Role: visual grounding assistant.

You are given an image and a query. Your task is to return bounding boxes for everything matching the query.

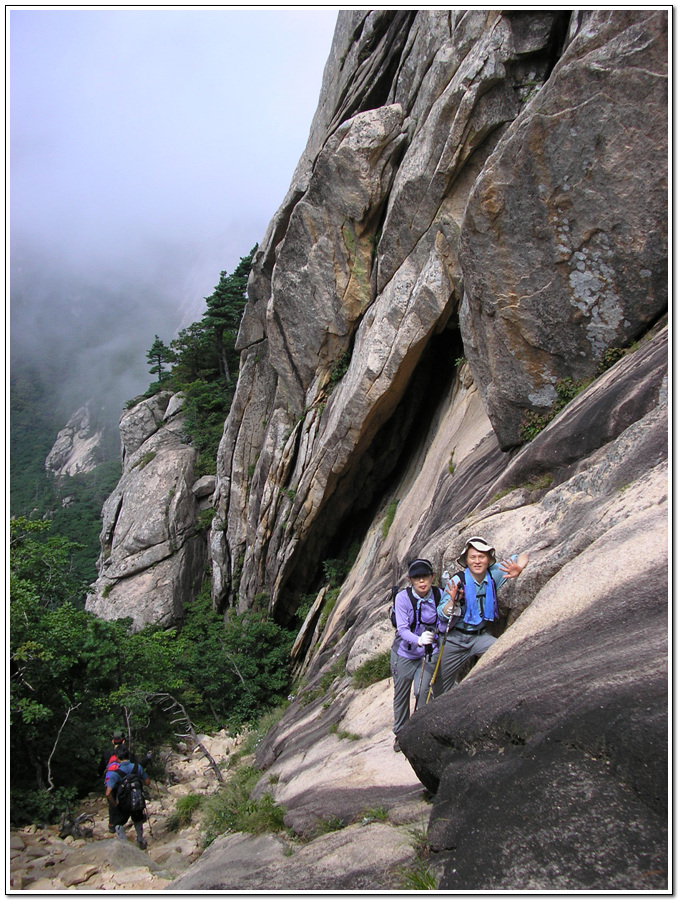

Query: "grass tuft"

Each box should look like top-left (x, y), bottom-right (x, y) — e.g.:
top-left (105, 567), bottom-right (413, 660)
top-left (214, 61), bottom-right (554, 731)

top-left (352, 651), bottom-right (391, 688)
top-left (166, 793), bottom-right (203, 831)
top-left (201, 764), bottom-right (286, 846)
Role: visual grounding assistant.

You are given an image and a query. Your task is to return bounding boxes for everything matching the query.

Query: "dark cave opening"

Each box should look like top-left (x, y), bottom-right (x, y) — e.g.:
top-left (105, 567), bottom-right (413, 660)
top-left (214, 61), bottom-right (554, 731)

top-left (276, 318), bottom-right (464, 629)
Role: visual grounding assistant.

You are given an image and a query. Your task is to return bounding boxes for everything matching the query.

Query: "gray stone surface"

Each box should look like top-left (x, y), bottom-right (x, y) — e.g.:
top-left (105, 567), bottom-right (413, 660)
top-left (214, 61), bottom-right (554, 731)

top-left (459, 11), bottom-right (668, 447)
top-left (44, 404), bottom-right (104, 479)
top-left (86, 393), bottom-right (207, 629)
top-left (82, 10), bottom-right (668, 891)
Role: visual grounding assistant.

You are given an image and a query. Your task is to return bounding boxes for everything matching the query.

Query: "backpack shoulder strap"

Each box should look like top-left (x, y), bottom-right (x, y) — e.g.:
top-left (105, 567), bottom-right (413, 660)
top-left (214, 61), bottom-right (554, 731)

top-left (405, 587), bottom-right (420, 629)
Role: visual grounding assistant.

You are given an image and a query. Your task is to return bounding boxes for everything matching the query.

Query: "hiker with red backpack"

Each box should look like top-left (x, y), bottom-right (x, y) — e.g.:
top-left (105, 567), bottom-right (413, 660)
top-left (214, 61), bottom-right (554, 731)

top-left (390, 558), bottom-right (446, 753)
top-left (97, 730), bottom-right (127, 778)
top-left (105, 748), bottom-right (152, 849)
top-left (435, 536), bottom-right (529, 694)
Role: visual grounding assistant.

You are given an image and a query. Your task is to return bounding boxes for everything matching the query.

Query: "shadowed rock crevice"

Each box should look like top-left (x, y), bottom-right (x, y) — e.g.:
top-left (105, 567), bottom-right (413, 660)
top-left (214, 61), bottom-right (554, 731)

top-left (274, 322), bottom-right (464, 624)
top-left (328, 11), bottom-right (416, 134)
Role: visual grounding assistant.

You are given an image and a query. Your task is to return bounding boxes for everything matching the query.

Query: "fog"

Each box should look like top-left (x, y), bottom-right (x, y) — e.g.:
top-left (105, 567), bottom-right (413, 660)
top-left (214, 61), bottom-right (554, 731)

top-left (9, 8), bottom-right (338, 423)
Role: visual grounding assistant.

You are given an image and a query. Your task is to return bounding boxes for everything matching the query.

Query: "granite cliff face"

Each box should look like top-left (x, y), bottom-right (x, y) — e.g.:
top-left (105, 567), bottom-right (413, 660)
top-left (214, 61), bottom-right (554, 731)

top-left (203, 9), bottom-right (667, 891)
top-left (211, 9), bottom-right (667, 620)
top-left (86, 392), bottom-right (211, 630)
top-left (45, 404), bottom-right (105, 480)
top-left (90, 9), bottom-right (668, 890)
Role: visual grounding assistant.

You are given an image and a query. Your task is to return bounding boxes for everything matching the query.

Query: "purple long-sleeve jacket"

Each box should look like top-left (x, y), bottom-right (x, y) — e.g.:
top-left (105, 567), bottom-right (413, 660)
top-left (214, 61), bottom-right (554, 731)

top-left (393, 586), bottom-right (445, 660)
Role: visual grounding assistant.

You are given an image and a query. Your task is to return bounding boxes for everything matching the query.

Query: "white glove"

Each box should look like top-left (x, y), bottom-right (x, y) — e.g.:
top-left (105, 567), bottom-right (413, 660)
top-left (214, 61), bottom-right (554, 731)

top-left (417, 631), bottom-right (435, 646)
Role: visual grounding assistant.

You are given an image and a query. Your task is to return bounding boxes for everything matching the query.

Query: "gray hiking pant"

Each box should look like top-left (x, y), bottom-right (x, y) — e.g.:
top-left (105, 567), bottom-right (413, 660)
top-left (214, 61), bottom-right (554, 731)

top-left (391, 647), bottom-right (439, 735)
top-left (438, 628), bottom-right (496, 693)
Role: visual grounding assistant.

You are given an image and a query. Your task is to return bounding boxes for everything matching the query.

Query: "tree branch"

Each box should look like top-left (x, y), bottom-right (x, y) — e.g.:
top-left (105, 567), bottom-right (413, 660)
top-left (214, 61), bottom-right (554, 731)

top-left (47, 703), bottom-right (81, 791)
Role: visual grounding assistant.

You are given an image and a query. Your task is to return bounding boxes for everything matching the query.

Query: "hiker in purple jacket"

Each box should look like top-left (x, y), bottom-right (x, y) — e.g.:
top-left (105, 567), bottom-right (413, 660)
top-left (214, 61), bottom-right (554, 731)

top-left (390, 558), bottom-right (445, 753)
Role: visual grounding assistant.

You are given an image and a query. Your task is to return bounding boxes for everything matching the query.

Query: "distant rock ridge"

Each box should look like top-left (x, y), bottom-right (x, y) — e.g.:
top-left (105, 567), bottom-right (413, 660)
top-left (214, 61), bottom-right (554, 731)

top-left (45, 403), bottom-right (104, 479)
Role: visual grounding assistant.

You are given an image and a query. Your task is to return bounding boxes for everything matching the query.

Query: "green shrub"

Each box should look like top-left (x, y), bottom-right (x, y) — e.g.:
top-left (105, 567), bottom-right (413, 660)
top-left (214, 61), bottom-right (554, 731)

top-left (360, 806), bottom-right (389, 824)
top-left (313, 815), bottom-right (347, 837)
top-left (202, 764), bottom-right (286, 845)
top-left (396, 858), bottom-right (439, 890)
top-left (322, 558), bottom-right (348, 588)
top-left (10, 785), bottom-right (77, 827)
top-left (393, 820), bottom-right (439, 889)
top-left (448, 451), bottom-right (455, 476)
top-left (352, 651), bottom-right (391, 688)
top-left (167, 793), bottom-right (203, 831)
top-left (319, 655), bottom-right (346, 691)
top-left (329, 723), bottom-right (360, 741)
top-left (523, 473), bottom-right (553, 492)
top-left (519, 377), bottom-right (591, 442)
top-left (297, 656), bottom-right (345, 707)
top-left (596, 346), bottom-right (626, 374)
top-left (328, 350), bottom-right (352, 390)
top-left (195, 508), bottom-right (216, 533)
top-left (132, 451), bottom-right (157, 470)
top-left (381, 501), bottom-right (398, 539)
top-left (318, 587), bottom-right (340, 632)
top-left (228, 704), bottom-right (289, 767)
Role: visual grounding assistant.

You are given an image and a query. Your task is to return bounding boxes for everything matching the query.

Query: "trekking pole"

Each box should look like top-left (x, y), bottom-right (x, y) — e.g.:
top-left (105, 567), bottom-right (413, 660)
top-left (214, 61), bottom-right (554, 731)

top-left (425, 573), bottom-right (462, 704)
top-left (414, 644), bottom-right (432, 711)
top-left (425, 617), bottom-right (452, 704)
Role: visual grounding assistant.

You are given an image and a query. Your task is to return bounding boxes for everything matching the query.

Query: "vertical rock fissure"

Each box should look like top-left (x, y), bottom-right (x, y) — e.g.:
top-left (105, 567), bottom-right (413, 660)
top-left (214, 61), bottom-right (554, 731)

top-left (272, 322), bottom-right (464, 626)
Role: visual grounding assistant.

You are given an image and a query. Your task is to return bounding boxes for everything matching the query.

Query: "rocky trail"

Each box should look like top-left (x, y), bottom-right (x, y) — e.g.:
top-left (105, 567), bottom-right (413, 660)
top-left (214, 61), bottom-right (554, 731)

top-left (10, 722), bottom-right (435, 892)
top-left (9, 732), bottom-right (237, 892)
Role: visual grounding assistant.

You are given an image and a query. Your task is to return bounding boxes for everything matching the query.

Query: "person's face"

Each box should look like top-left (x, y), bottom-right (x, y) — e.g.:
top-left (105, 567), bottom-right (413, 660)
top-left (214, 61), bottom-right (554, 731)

top-left (410, 574), bottom-right (433, 595)
top-left (466, 548), bottom-right (491, 578)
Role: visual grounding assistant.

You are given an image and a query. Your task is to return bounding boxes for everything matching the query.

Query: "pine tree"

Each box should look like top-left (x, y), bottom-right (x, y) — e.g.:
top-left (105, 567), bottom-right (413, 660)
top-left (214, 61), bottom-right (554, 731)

top-left (146, 334), bottom-right (175, 384)
top-left (202, 246), bottom-right (257, 383)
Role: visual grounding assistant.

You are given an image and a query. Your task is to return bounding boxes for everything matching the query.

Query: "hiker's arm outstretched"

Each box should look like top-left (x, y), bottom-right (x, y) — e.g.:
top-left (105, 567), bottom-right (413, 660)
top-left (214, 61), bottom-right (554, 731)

top-left (499, 552), bottom-right (529, 579)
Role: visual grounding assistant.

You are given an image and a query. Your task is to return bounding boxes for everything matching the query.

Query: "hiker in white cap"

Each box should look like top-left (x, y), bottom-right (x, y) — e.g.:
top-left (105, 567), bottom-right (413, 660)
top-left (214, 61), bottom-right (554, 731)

top-left (436, 537), bottom-right (528, 693)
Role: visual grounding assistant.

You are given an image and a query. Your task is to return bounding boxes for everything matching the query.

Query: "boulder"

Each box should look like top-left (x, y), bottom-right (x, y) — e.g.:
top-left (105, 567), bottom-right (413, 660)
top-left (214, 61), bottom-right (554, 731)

top-left (166, 824), bottom-right (417, 892)
top-left (459, 11), bottom-right (668, 447)
top-left (399, 497), bottom-right (667, 889)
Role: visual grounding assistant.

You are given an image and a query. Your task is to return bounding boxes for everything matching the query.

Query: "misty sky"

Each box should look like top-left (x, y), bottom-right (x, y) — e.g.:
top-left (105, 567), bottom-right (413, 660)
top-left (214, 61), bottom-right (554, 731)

top-left (9, 7), bottom-right (338, 417)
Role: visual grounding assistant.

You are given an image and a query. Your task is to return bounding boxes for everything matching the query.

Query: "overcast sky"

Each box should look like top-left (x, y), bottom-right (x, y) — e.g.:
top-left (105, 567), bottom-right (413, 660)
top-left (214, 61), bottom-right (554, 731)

top-left (9, 7), bottom-right (338, 415)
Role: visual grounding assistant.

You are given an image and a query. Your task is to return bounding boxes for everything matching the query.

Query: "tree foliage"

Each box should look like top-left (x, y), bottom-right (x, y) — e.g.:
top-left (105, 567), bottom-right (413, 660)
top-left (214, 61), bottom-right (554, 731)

top-left (9, 247), bottom-right (287, 825)
top-left (146, 334), bottom-right (176, 384)
top-left (140, 247), bottom-right (257, 474)
top-left (9, 518), bottom-right (295, 824)
top-left (202, 247), bottom-right (257, 383)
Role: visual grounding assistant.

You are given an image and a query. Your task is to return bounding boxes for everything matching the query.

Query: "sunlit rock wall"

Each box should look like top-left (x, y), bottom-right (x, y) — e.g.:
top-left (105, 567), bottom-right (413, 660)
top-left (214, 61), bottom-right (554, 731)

top-left (210, 10), bottom-right (667, 625)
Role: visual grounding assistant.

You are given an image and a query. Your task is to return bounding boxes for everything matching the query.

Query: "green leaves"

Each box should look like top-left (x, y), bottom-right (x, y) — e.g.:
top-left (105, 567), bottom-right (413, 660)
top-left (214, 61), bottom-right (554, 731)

top-left (9, 515), bottom-right (296, 821)
top-left (202, 246), bottom-right (257, 383)
top-left (146, 334), bottom-right (176, 383)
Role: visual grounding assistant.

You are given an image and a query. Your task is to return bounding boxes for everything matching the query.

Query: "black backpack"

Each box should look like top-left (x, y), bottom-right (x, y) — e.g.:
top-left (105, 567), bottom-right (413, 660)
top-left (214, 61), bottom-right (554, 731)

top-left (114, 763), bottom-right (145, 814)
